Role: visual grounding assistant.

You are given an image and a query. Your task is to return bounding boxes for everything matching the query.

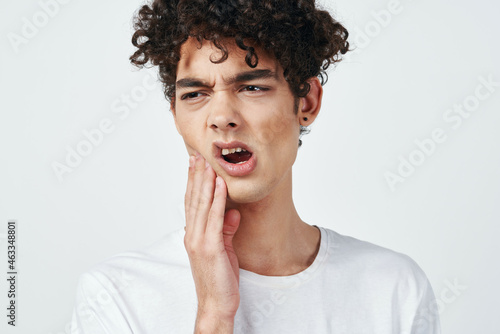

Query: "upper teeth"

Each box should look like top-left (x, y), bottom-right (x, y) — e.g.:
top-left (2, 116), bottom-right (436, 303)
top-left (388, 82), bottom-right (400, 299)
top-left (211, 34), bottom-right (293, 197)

top-left (222, 147), bottom-right (246, 155)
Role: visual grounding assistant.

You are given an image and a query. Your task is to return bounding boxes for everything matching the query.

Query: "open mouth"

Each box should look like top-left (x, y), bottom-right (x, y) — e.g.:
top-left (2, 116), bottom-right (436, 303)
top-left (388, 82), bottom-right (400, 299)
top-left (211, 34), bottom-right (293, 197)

top-left (221, 147), bottom-right (253, 164)
top-left (214, 141), bottom-right (257, 177)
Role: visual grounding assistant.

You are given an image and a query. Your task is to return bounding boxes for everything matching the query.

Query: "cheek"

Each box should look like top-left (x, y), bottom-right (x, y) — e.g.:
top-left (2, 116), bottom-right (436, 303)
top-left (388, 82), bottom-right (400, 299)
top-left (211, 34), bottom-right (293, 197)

top-left (257, 113), bottom-right (299, 147)
top-left (176, 111), bottom-right (203, 136)
top-left (175, 116), bottom-right (202, 149)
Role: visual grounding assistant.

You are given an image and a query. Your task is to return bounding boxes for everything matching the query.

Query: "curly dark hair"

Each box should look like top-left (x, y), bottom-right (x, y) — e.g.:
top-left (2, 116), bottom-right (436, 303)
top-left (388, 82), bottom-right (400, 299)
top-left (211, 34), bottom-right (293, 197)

top-left (130, 0), bottom-right (349, 147)
top-left (130, 0), bottom-right (349, 102)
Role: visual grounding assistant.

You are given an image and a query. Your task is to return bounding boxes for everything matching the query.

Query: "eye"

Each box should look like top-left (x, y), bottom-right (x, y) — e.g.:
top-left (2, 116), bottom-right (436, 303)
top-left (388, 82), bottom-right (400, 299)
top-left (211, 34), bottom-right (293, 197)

top-left (242, 85), bottom-right (267, 92)
top-left (181, 92), bottom-right (204, 100)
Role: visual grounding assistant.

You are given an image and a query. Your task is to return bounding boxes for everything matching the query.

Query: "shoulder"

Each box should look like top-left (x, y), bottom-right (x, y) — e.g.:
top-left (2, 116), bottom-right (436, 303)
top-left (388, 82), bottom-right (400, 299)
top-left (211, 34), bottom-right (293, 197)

top-left (71, 228), bottom-right (197, 332)
top-left (320, 226), bottom-right (430, 288)
top-left (317, 226), bottom-right (441, 333)
top-left (75, 227), bottom-right (189, 294)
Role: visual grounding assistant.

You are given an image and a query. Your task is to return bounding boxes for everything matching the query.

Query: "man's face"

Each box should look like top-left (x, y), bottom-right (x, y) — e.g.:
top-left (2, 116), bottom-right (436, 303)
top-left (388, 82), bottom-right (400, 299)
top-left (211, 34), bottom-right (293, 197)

top-left (173, 38), bottom-right (303, 203)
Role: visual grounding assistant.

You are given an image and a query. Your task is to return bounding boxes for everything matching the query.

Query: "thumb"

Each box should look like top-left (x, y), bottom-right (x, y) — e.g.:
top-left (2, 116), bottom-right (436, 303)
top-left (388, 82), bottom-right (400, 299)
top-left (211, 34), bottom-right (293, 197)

top-left (222, 209), bottom-right (240, 240)
top-left (223, 209), bottom-right (241, 278)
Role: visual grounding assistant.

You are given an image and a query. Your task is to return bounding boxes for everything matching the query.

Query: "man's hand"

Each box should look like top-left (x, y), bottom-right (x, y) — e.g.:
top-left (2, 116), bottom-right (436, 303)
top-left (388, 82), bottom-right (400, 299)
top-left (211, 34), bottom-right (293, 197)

top-left (184, 153), bottom-right (241, 333)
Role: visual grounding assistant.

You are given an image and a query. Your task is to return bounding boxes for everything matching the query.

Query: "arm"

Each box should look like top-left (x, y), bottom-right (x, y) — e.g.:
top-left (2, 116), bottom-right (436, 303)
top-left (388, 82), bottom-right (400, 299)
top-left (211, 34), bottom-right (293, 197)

top-left (411, 277), bottom-right (442, 334)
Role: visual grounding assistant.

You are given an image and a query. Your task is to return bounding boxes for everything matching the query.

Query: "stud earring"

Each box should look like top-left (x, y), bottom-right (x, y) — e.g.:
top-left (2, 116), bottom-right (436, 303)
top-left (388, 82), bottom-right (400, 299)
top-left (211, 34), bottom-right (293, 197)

top-left (303, 117), bottom-right (308, 121)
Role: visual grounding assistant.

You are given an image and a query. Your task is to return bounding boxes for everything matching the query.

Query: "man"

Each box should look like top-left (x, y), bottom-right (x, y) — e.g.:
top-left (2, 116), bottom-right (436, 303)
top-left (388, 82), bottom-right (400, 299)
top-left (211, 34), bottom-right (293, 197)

top-left (71, 0), bottom-right (441, 333)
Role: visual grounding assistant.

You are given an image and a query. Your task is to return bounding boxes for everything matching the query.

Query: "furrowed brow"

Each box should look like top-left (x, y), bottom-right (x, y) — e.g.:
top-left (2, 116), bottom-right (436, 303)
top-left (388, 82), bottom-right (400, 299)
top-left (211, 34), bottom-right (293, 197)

top-left (225, 69), bottom-right (278, 85)
top-left (175, 78), bottom-right (212, 90)
top-left (175, 69), bottom-right (278, 90)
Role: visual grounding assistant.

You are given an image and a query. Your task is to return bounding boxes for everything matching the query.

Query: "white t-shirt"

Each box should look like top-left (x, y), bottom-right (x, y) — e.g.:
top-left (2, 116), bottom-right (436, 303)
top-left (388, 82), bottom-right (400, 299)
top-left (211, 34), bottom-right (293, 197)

top-left (70, 226), bottom-right (440, 333)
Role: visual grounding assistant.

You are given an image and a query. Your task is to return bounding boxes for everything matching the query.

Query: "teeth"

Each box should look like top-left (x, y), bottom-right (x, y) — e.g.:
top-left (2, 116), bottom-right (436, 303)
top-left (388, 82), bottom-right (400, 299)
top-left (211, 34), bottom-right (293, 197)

top-left (221, 147), bottom-right (247, 155)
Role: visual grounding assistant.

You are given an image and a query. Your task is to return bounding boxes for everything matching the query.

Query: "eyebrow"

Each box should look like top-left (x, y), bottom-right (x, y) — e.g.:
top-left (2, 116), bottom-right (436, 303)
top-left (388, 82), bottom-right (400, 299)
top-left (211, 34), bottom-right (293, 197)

top-left (175, 69), bottom-right (278, 90)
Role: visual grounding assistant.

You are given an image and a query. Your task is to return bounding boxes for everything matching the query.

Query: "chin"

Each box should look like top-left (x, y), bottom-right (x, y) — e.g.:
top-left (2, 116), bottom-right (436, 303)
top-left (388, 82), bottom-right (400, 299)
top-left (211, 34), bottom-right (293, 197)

top-left (225, 179), bottom-right (270, 204)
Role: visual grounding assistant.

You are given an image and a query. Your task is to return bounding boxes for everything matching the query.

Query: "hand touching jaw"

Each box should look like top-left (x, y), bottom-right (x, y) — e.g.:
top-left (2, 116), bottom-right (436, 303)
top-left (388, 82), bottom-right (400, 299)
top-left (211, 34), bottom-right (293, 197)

top-left (183, 153), bottom-right (241, 332)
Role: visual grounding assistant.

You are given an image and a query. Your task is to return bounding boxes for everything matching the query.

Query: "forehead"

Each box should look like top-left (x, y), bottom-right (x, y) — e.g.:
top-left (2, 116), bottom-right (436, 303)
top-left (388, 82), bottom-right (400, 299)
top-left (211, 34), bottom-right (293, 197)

top-left (176, 38), bottom-right (281, 79)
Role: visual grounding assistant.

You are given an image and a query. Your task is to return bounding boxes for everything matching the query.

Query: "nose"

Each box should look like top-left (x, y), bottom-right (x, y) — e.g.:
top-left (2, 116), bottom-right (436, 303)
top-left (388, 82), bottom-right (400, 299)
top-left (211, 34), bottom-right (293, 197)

top-left (207, 91), bottom-right (242, 131)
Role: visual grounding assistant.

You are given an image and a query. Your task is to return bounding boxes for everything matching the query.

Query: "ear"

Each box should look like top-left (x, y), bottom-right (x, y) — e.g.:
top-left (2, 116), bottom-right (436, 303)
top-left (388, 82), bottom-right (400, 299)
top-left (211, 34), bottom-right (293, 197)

top-left (170, 100), bottom-right (182, 135)
top-left (298, 77), bottom-right (323, 126)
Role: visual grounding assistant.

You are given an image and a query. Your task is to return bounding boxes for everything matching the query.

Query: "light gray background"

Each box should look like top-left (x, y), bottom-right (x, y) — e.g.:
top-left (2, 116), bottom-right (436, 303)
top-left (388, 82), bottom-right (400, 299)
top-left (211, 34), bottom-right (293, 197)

top-left (1, 0), bottom-right (498, 333)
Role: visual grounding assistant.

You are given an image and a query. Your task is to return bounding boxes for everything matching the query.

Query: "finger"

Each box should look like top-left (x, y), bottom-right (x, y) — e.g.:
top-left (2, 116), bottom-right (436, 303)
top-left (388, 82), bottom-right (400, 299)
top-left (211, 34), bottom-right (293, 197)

top-left (186, 153), bottom-right (205, 233)
top-left (184, 155), bottom-right (196, 223)
top-left (206, 176), bottom-right (228, 237)
top-left (192, 162), bottom-right (217, 236)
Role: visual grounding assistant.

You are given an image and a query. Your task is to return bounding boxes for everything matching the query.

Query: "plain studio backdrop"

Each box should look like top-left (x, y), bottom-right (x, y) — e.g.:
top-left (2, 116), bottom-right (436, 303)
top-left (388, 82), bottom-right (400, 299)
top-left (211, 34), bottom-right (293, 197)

top-left (1, 0), bottom-right (499, 333)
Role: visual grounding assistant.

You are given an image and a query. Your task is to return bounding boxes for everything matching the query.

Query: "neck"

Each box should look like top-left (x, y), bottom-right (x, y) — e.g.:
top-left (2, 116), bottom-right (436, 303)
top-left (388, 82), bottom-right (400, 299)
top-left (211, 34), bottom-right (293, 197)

top-left (226, 170), bottom-right (320, 276)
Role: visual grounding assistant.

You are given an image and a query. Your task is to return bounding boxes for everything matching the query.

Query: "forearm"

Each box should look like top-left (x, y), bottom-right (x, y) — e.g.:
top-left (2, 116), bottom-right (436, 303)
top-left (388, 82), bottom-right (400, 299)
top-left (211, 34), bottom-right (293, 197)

top-left (194, 313), bottom-right (234, 334)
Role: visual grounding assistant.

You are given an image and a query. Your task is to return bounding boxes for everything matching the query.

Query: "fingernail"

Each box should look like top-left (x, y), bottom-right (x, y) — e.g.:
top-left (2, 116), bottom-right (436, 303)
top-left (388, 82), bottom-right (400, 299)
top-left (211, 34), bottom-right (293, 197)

top-left (215, 176), bottom-right (223, 188)
top-left (189, 156), bottom-right (195, 168)
top-left (195, 152), bottom-right (201, 158)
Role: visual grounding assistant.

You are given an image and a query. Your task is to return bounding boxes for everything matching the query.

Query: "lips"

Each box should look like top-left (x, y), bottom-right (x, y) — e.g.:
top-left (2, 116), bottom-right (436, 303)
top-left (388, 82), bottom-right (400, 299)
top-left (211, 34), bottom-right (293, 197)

top-left (213, 140), bottom-right (257, 177)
